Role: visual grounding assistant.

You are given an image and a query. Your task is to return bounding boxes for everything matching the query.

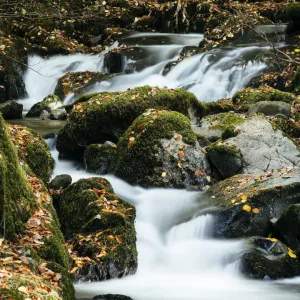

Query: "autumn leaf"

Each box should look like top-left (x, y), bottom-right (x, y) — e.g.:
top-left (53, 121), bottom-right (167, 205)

top-left (178, 162), bottom-right (183, 168)
top-left (18, 286), bottom-right (29, 294)
top-left (241, 194), bottom-right (247, 203)
top-left (231, 199), bottom-right (237, 204)
top-left (242, 205), bottom-right (251, 212)
top-left (288, 248), bottom-right (297, 259)
top-left (252, 208), bottom-right (260, 214)
top-left (161, 172), bottom-right (167, 177)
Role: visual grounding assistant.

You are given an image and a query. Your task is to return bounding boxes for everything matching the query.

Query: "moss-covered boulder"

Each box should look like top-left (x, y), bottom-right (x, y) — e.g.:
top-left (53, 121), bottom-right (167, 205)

top-left (56, 86), bottom-right (204, 158)
top-left (54, 71), bottom-right (107, 100)
top-left (59, 178), bottom-right (137, 282)
top-left (232, 86), bottom-right (295, 112)
top-left (0, 114), bottom-right (74, 298)
top-left (8, 124), bottom-right (55, 183)
top-left (26, 94), bottom-right (63, 118)
top-left (287, 2), bottom-right (300, 33)
top-left (110, 109), bottom-right (211, 189)
top-left (0, 100), bottom-right (23, 119)
top-left (241, 237), bottom-right (300, 279)
top-left (274, 204), bottom-right (300, 256)
top-left (84, 142), bottom-right (117, 174)
top-left (206, 168), bottom-right (300, 239)
top-left (207, 140), bottom-right (243, 179)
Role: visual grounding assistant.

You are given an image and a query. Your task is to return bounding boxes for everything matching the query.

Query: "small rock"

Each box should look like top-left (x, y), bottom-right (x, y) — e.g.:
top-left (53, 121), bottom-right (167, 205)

top-left (50, 108), bottom-right (67, 120)
top-left (248, 101), bottom-right (291, 117)
top-left (40, 110), bottom-right (50, 120)
top-left (49, 174), bottom-right (72, 190)
top-left (104, 52), bottom-right (123, 74)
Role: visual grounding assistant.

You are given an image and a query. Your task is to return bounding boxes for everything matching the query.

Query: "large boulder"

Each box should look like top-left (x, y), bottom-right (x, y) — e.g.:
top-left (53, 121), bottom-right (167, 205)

top-left (241, 237), bottom-right (300, 279)
top-left (232, 86), bottom-right (295, 112)
top-left (59, 178), bottom-right (137, 282)
top-left (247, 101), bottom-right (291, 118)
top-left (8, 124), bottom-right (55, 183)
top-left (110, 109), bottom-right (211, 190)
top-left (274, 204), bottom-right (300, 256)
top-left (26, 94), bottom-right (63, 118)
top-left (56, 86), bottom-right (204, 158)
top-left (0, 100), bottom-right (23, 119)
top-left (207, 167), bottom-right (300, 238)
top-left (0, 114), bottom-right (74, 299)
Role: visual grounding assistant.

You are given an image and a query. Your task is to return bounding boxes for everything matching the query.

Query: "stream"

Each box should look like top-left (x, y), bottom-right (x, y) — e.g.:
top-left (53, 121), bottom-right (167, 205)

top-left (14, 32), bottom-right (300, 299)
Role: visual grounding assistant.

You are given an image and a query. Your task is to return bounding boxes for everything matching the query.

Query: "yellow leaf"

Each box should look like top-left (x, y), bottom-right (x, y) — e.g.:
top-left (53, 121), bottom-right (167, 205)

top-left (178, 162), bottom-right (183, 168)
top-left (243, 205), bottom-right (251, 213)
top-left (267, 238), bottom-right (278, 243)
top-left (295, 49), bottom-right (300, 53)
top-left (18, 286), bottom-right (28, 294)
top-left (161, 172), bottom-right (167, 177)
top-left (231, 199), bottom-right (237, 204)
top-left (288, 248), bottom-right (297, 259)
top-left (252, 208), bottom-right (260, 214)
top-left (241, 194), bottom-right (248, 203)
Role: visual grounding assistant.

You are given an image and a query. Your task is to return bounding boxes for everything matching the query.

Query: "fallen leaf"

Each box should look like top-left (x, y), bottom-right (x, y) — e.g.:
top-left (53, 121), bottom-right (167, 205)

top-left (242, 205), bottom-right (251, 213)
top-left (252, 208), bottom-right (260, 214)
top-left (161, 172), bottom-right (167, 177)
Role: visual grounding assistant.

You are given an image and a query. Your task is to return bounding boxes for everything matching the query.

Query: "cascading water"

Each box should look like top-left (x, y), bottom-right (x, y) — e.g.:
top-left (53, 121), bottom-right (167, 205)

top-left (21, 32), bottom-right (300, 299)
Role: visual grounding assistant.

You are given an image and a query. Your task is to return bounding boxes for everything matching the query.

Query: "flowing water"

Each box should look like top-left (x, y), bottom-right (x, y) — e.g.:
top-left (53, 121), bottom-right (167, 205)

top-left (18, 32), bottom-right (300, 299)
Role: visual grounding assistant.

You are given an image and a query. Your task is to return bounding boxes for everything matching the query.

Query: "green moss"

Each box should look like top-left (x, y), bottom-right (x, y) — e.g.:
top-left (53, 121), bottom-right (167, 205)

top-left (287, 3), bottom-right (300, 20)
top-left (207, 140), bottom-right (242, 156)
top-left (232, 86), bottom-right (295, 112)
top-left (56, 86), bottom-right (204, 158)
top-left (0, 116), bottom-right (36, 240)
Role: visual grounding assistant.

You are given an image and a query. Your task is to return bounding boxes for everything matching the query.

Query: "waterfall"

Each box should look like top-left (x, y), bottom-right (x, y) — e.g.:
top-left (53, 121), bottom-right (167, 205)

top-left (18, 32), bottom-right (300, 299)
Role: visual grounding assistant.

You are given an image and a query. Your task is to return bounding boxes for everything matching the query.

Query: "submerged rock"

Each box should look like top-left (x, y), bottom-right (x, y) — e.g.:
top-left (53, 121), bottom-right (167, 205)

top-left (56, 86), bottom-right (204, 158)
top-left (84, 141), bottom-right (117, 174)
top-left (0, 100), bottom-right (23, 119)
top-left (241, 237), bottom-right (300, 279)
top-left (27, 94), bottom-right (63, 118)
top-left (207, 168), bottom-right (300, 238)
top-left (110, 109), bottom-right (211, 189)
top-left (104, 52), bottom-right (123, 74)
top-left (59, 178), bottom-right (137, 282)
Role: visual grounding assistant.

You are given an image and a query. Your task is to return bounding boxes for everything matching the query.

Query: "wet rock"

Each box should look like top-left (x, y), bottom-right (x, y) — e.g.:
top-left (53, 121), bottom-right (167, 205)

top-left (290, 67), bottom-right (300, 95)
top-left (110, 109), bottom-right (211, 190)
top-left (207, 168), bottom-right (300, 238)
top-left (50, 108), bottom-right (67, 120)
top-left (248, 101), bottom-right (291, 117)
top-left (59, 178), bottom-right (137, 282)
top-left (27, 94), bottom-right (63, 118)
top-left (84, 142), bottom-right (117, 174)
top-left (241, 237), bottom-right (300, 279)
top-left (49, 174), bottom-right (72, 190)
top-left (287, 3), bottom-right (300, 33)
top-left (207, 140), bottom-right (243, 179)
top-left (56, 86), bottom-right (204, 159)
top-left (0, 100), bottom-right (23, 119)
top-left (94, 295), bottom-right (133, 300)
top-left (192, 127), bottom-right (222, 143)
top-left (104, 52), bottom-right (123, 74)
top-left (247, 72), bottom-right (286, 91)
top-left (232, 87), bottom-right (295, 112)
top-left (274, 204), bottom-right (300, 256)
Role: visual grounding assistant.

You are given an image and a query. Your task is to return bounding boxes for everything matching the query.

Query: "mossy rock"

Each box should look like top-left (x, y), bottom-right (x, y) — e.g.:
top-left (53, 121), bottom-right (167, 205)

top-left (275, 204), bottom-right (300, 256)
top-left (206, 168), bottom-right (300, 239)
top-left (84, 142), bottom-right (117, 174)
top-left (54, 71), bottom-right (107, 100)
top-left (0, 115), bottom-right (35, 240)
top-left (232, 86), bottom-right (295, 112)
top-left (199, 112), bottom-right (246, 139)
top-left (59, 177), bottom-right (137, 282)
top-left (247, 101), bottom-right (291, 117)
top-left (110, 109), bottom-right (211, 189)
top-left (26, 94), bottom-right (63, 118)
top-left (241, 237), bottom-right (300, 279)
top-left (56, 86), bottom-right (204, 158)
top-left (207, 140), bottom-right (243, 179)
top-left (8, 124), bottom-right (55, 183)
top-left (0, 100), bottom-right (23, 120)
top-left (287, 3), bottom-right (300, 20)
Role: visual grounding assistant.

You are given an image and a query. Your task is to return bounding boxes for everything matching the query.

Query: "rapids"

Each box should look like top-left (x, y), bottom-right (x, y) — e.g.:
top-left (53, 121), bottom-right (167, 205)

top-left (20, 32), bottom-right (300, 299)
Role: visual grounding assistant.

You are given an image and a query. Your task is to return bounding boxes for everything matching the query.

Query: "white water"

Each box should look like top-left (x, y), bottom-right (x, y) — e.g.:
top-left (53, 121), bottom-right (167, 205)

top-left (20, 33), bottom-right (267, 111)
top-left (30, 33), bottom-right (300, 299)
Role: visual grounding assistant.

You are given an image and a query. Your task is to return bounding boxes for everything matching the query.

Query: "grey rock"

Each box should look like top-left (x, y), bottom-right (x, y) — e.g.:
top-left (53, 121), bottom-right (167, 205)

top-left (39, 110), bottom-right (50, 120)
top-left (0, 100), bottom-right (23, 119)
top-left (248, 101), bottom-right (291, 117)
top-left (50, 108), bottom-right (67, 120)
top-left (192, 126), bottom-right (222, 142)
top-left (227, 117), bottom-right (300, 174)
top-left (27, 94), bottom-right (63, 117)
